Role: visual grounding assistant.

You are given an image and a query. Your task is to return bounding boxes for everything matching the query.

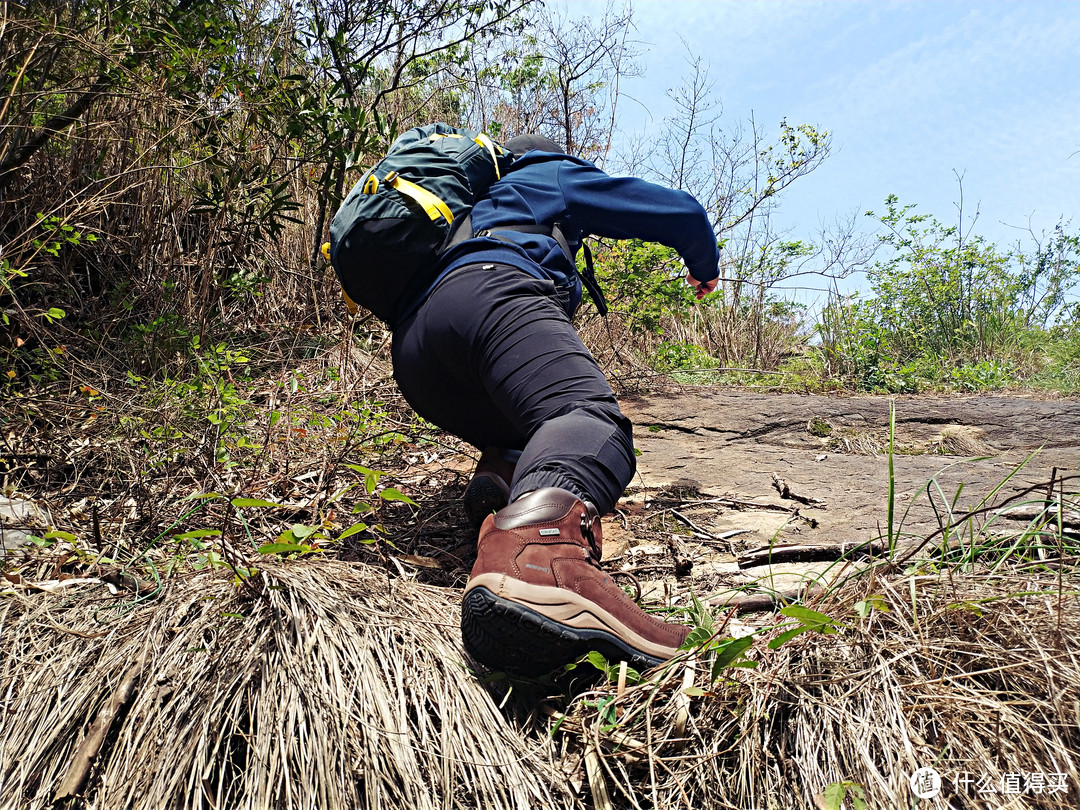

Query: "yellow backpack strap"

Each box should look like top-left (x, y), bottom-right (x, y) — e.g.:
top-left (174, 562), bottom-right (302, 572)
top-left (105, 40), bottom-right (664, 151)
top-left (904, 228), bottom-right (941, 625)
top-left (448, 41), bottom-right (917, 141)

top-left (321, 241), bottom-right (358, 314)
top-left (385, 172), bottom-right (454, 223)
top-left (473, 132), bottom-right (502, 179)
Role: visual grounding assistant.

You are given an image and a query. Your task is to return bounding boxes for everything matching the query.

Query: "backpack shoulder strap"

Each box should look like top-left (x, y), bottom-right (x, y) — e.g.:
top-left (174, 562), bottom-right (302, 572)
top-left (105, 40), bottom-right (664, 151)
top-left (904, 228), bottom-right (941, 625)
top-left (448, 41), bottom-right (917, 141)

top-left (576, 240), bottom-right (608, 317)
top-left (481, 222), bottom-right (609, 316)
top-left (444, 211), bottom-right (474, 251)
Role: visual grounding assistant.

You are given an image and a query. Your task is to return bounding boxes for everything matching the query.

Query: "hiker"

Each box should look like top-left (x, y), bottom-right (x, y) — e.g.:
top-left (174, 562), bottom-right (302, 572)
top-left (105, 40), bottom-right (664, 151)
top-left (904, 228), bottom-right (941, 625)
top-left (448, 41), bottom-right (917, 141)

top-left (386, 133), bottom-right (720, 676)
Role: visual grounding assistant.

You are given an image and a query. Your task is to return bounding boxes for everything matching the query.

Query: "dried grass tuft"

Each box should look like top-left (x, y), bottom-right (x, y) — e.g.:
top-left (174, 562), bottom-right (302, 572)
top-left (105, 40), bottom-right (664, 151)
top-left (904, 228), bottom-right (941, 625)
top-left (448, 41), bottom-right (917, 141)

top-left (0, 560), bottom-right (572, 810)
top-left (828, 429), bottom-right (886, 456)
top-left (3, 549), bottom-right (1077, 810)
top-left (931, 424), bottom-right (996, 457)
top-left (567, 564), bottom-right (1080, 810)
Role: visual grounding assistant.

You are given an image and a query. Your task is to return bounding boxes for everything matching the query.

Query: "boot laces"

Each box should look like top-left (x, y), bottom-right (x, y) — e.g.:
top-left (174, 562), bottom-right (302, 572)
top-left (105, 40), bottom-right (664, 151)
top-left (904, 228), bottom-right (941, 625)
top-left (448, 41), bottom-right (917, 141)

top-left (580, 511), bottom-right (601, 561)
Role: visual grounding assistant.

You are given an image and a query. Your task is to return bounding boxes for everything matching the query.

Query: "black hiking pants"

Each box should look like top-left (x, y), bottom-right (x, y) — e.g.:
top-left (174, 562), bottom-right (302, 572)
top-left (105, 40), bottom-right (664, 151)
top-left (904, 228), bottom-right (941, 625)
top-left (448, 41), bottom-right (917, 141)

top-left (392, 263), bottom-right (635, 516)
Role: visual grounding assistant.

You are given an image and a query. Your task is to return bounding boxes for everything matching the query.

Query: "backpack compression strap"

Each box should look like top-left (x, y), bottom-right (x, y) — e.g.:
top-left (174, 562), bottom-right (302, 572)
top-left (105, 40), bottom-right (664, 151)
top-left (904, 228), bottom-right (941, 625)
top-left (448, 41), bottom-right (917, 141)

top-left (381, 172), bottom-right (454, 223)
top-left (322, 241), bottom-right (359, 313)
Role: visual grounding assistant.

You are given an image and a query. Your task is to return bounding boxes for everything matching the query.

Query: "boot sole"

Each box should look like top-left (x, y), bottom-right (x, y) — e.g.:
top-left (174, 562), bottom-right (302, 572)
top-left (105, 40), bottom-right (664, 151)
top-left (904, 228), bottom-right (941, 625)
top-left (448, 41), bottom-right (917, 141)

top-left (462, 474), bottom-right (510, 532)
top-left (461, 585), bottom-right (673, 677)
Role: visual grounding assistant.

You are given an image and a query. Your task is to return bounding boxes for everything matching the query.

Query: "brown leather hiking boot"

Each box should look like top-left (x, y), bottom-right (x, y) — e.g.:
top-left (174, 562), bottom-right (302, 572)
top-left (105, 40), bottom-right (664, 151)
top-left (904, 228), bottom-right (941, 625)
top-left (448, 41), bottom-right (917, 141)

top-left (462, 446), bottom-right (516, 532)
top-left (461, 487), bottom-right (689, 676)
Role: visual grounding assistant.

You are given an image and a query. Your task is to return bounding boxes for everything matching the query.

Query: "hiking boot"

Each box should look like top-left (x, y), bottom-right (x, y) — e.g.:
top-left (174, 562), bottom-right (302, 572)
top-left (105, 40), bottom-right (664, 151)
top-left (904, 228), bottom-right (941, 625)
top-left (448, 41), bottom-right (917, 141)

top-left (461, 487), bottom-right (689, 676)
top-left (462, 447), bottom-right (516, 532)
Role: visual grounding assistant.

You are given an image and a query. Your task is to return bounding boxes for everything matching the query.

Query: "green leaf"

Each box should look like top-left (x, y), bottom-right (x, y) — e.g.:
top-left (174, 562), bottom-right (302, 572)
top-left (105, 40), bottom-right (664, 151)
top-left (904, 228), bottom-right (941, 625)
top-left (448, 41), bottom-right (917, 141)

top-left (711, 636), bottom-right (755, 671)
top-left (258, 542), bottom-right (307, 555)
top-left (779, 605), bottom-right (845, 633)
top-left (345, 464), bottom-right (383, 494)
top-left (682, 686), bottom-right (710, 697)
top-left (338, 522), bottom-right (368, 539)
top-left (173, 529), bottom-right (222, 540)
top-left (821, 782), bottom-right (845, 810)
top-left (288, 523), bottom-right (319, 540)
top-left (821, 781), bottom-right (867, 810)
top-left (184, 492), bottom-right (223, 501)
top-left (854, 594), bottom-right (889, 618)
top-left (947, 600), bottom-right (984, 618)
top-left (767, 625), bottom-right (810, 650)
top-left (230, 498), bottom-right (281, 508)
top-left (680, 626), bottom-right (715, 650)
top-left (44, 530), bottom-right (77, 542)
top-left (379, 487), bottom-right (417, 506)
top-left (586, 650), bottom-right (611, 671)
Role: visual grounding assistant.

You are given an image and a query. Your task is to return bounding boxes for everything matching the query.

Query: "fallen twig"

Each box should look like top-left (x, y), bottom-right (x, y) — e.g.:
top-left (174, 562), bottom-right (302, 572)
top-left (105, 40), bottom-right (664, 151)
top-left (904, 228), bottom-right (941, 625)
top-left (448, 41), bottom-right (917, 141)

top-left (994, 504), bottom-right (1080, 532)
top-left (708, 585), bottom-right (824, 614)
top-left (771, 473), bottom-right (826, 508)
top-left (53, 647), bottom-right (148, 803)
top-left (738, 540), bottom-right (887, 569)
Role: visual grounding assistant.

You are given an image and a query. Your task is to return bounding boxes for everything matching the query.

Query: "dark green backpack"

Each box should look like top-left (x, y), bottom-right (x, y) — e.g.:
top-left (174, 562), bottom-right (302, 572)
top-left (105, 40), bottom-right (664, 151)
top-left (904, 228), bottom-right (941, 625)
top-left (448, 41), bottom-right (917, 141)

top-left (327, 123), bottom-right (514, 325)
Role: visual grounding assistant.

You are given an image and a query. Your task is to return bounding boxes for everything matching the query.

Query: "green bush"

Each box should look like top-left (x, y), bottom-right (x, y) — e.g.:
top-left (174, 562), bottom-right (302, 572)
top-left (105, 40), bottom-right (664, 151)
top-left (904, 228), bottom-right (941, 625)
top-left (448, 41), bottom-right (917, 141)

top-left (814, 196), bottom-right (1080, 393)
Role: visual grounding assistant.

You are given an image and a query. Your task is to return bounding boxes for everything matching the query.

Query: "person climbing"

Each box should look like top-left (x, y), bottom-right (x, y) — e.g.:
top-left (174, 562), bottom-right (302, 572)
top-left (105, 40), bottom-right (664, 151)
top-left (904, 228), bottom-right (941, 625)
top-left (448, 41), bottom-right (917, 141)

top-left (389, 133), bottom-right (720, 676)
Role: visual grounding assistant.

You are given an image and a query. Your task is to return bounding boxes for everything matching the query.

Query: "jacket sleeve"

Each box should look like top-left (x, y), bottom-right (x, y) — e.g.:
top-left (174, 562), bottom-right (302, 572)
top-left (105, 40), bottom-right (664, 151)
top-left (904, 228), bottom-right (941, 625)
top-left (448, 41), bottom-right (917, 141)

top-left (556, 161), bottom-right (720, 282)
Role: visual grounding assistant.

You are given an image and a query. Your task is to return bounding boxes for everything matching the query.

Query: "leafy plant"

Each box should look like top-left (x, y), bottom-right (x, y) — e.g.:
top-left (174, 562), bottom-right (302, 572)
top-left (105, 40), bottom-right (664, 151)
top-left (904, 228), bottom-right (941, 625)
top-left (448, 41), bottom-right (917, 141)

top-left (677, 593), bottom-right (759, 683)
top-left (582, 650), bottom-right (643, 687)
top-left (820, 779), bottom-right (868, 810)
top-left (818, 195), bottom-right (1080, 393)
top-left (767, 605), bottom-right (847, 650)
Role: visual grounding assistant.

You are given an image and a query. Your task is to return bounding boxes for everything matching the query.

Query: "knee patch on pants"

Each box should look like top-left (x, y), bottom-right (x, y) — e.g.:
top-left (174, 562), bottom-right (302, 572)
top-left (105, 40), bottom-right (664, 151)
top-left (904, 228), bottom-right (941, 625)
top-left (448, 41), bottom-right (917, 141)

top-left (511, 402), bottom-right (636, 515)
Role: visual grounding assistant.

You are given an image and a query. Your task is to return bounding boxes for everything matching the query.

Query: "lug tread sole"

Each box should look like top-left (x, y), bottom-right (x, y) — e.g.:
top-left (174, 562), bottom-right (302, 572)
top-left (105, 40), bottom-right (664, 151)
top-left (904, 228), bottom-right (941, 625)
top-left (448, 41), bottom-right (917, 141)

top-left (461, 586), bottom-right (665, 677)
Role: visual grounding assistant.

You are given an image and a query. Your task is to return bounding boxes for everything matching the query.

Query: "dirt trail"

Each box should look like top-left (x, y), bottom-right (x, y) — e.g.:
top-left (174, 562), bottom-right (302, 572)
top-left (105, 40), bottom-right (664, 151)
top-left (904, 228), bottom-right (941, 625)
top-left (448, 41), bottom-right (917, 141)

top-left (604, 390), bottom-right (1077, 598)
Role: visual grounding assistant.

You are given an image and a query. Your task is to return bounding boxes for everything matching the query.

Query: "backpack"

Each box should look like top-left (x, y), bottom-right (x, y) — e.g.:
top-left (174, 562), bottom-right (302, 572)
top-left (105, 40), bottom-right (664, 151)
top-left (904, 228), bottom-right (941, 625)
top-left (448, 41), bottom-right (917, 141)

top-left (326, 123), bottom-right (514, 325)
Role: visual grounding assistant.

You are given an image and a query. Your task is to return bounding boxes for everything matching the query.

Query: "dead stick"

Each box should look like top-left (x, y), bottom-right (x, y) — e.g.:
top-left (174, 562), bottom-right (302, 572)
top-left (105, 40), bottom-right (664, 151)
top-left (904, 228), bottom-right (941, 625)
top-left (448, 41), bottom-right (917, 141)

top-left (708, 585), bottom-right (824, 613)
top-left (53, 648), bottom-right (148, 803)
top-left (995, 504), bottom-right (1080, 531)
top-left (771, 473), bottom-right (826, 507)
top-left (738, 541), bottom-right (888, 569)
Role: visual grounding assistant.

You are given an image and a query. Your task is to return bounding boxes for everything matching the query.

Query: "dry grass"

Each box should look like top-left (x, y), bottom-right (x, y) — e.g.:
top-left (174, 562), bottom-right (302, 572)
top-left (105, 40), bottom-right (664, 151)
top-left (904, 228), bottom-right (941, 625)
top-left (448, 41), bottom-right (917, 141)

top-left (0, 561), bottom-right (572, 810)
top-left (930, 425), bottom-right (996, 457)
top-left (3, 443), bottom-right (1078, 810)
top-left (4, 554), bottom-right (1076, 810)
top-left (566, 561), bottom-right (1079, 810)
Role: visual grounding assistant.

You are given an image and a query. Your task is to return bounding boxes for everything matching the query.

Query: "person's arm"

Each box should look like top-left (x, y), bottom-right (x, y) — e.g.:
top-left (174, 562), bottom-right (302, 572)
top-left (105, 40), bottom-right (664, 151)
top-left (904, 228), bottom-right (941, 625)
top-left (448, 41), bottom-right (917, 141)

top-left (556, 161), bottom-right (720, 286)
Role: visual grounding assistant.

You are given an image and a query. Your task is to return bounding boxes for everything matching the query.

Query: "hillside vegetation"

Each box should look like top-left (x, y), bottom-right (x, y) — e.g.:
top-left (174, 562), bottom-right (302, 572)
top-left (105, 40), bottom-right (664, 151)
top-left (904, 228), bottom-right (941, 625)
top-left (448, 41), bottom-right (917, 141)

top-left (2, 4), bottom-right (1078, 809)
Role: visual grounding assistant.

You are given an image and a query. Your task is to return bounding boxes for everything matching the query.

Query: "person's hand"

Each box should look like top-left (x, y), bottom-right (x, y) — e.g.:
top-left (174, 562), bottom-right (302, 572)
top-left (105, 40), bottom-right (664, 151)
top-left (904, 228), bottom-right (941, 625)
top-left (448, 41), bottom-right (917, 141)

top-left (686, 271), bottom-right (718, 300)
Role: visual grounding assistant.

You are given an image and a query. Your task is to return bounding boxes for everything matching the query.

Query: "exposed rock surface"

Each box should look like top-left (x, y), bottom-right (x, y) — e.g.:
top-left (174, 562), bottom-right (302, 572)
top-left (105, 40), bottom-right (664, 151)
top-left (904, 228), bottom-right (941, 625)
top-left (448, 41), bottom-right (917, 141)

top-left (620, 390), bottom-right (1077, 546)
top-left (605, 390), bottom-right (1077, 601)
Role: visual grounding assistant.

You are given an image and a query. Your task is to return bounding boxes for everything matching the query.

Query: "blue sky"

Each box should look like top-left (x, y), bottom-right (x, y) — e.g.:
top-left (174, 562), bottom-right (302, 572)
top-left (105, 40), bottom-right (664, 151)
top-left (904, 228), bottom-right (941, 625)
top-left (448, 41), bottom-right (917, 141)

top-left (557, 0), bottom-right (1080, 301)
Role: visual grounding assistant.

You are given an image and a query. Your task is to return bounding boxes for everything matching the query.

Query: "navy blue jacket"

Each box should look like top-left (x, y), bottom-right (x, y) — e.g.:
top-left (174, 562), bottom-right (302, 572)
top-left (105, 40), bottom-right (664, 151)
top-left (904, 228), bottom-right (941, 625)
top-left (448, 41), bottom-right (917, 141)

top-left (407, 151), bottom-right (720, 320)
